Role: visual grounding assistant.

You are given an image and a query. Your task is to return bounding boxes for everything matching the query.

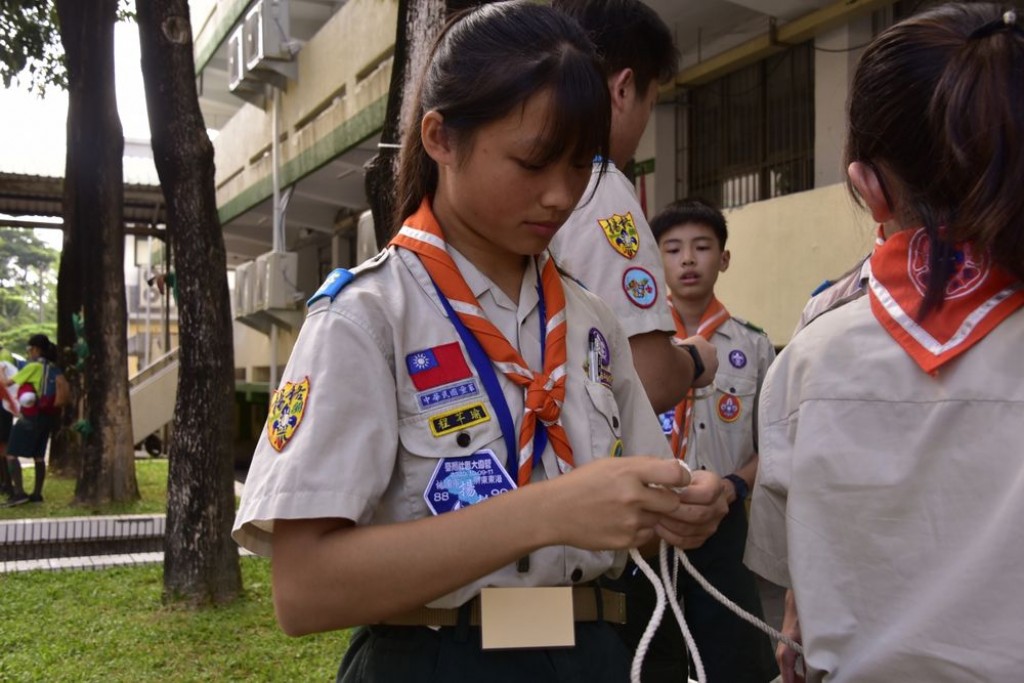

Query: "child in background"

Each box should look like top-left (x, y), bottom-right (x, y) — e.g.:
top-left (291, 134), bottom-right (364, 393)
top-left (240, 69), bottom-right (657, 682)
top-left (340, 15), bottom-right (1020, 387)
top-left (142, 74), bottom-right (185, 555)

top-left (653, 198), bottom-right (777, 683)
top-left (746, 4), bottom-right (1024, 681)
top-left (233, 3), bottom-right (723, 680)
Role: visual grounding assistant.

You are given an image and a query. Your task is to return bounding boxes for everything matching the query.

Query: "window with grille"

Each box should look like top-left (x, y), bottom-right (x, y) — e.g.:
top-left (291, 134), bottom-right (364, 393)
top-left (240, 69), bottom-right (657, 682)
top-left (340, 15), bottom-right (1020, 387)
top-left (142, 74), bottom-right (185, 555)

top-left (680, 42), bottom-right (814, 209)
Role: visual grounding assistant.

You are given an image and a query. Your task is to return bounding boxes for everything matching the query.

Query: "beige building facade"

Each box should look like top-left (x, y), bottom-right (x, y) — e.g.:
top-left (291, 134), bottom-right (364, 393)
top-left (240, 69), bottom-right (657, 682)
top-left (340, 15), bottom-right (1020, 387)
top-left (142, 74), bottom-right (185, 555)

top-left (191, 0), bottom-right (928, 382)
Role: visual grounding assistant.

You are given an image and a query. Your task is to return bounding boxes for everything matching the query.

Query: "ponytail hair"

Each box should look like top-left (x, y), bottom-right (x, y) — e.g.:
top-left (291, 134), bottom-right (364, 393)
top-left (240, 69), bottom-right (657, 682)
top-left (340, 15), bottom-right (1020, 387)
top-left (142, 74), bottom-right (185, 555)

top-left (27, 333), bottom-right (58, 364)
top-left (393, 0), bottom-right (612, 234)
top-left (846, 3), bottom-right (1024, 316)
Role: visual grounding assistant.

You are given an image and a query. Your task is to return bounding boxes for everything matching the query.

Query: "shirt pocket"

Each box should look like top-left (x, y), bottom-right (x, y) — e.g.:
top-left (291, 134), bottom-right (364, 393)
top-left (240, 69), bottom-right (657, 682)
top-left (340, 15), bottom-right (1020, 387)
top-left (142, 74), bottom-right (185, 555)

top-left (709, 373), bottom-right (757, 430)
top-left (396, 403), bottom-right (505, 518)
top-left (584, 379), bottom-right (623, 461)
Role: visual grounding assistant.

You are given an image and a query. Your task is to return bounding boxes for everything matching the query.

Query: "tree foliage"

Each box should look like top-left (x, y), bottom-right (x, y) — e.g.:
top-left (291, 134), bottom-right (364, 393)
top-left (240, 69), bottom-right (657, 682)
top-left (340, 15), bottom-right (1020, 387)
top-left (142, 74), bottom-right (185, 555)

top-left (0, 228), bottom-right (59, 332)
top-left (0, 0), bottom-right (64, 93)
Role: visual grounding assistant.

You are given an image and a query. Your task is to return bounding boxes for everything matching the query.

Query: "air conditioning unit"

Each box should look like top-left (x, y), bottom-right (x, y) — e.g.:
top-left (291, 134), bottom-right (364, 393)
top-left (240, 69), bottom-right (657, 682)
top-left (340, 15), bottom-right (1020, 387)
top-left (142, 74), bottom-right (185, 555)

top-left (254, 251), bottom-right (299, 310)
top-left (233, 261), bottom-right (255, 318)
top-left (242, 0), bottom-right (297, 88)
top-left (227, 25), bottom-right (267, 104)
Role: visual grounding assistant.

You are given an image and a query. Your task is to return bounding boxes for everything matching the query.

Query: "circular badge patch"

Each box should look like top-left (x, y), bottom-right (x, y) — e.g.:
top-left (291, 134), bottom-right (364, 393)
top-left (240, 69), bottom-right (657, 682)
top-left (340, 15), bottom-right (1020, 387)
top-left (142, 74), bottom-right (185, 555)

top-left (729, 349), bottom-right (747, 369)
top-left (622, 267), bottom-right (658, 308)
top-left (717, 393), bottom-right (741, 423)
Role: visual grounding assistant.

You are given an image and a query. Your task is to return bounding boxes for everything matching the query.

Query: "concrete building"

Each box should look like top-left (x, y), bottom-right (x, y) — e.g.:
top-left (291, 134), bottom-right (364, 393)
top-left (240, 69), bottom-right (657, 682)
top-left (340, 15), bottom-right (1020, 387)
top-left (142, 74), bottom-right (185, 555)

top-left (191, 0), bottom-right (936, 387)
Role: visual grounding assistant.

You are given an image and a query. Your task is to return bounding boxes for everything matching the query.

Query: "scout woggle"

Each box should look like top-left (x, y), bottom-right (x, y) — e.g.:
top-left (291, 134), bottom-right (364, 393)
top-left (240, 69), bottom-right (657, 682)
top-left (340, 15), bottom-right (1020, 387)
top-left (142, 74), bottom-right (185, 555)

top-left (631, 461), bottom-right (802, 683)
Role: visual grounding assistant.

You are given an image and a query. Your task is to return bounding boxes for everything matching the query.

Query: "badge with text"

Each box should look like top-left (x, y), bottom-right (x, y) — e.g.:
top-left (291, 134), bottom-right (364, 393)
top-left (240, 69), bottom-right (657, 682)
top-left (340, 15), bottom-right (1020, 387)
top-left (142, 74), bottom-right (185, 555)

top-left (266, 376), bottom-right (310, 452)
top-left (424, 449), bottom-right (517, 515)
top-left (729, 349), bottom-right (748, 369)
top-left (416, 379), bottom-right (481, 412)
top-left (622, 267), bottom-right (657, 308)
top-left (428, 402), bottom-right (490, 437)
top-left (406, 342), bottom-right (472, 391)
top-left (598, 212), bottom-right (641, 259)
top-left (717, 393), bottom-right (742, 423)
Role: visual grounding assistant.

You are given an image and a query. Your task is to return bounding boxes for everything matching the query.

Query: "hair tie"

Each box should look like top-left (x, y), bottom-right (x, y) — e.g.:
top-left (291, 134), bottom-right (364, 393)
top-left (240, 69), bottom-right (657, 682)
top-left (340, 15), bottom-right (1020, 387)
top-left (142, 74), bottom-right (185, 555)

top-left (970, 9), bottom-right (1023, 40)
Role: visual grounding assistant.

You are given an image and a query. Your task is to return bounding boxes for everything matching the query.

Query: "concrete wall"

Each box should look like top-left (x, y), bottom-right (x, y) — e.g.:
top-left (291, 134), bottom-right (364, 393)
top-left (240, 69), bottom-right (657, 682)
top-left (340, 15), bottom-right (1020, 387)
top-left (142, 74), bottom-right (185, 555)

top-left (715, 182), bottom-right (876, 345)
top-left (212, 0), bottom-right (397, 223)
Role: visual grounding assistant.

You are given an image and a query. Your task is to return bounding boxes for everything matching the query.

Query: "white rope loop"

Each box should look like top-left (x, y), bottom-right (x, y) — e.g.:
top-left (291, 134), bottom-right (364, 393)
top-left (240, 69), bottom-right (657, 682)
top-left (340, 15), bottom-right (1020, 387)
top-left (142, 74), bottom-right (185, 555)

top-left (628, 541), bottom-right (804, 683)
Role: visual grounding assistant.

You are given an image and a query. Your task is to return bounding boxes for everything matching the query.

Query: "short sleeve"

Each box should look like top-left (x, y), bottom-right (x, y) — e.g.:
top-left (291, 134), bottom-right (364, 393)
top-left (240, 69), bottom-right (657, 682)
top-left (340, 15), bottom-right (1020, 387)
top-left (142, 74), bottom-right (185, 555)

top-left (232, 304), bottom-right (399, 556)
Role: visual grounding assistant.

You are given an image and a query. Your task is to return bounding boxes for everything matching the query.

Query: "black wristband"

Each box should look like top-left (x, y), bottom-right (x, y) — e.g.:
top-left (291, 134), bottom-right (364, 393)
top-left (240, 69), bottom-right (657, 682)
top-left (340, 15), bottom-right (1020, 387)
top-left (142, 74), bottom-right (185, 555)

top-left (680, 343), bottom-right (705, 382)
top-left (724, 473), bottom-right (749, 504)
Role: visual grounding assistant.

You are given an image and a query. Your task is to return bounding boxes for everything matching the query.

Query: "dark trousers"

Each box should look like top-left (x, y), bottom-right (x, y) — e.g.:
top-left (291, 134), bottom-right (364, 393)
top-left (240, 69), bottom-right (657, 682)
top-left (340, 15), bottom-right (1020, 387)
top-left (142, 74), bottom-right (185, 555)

top-left (338, 620), bottom-right (631, 683)
top-left (604, 504), bottom-right (778, 683)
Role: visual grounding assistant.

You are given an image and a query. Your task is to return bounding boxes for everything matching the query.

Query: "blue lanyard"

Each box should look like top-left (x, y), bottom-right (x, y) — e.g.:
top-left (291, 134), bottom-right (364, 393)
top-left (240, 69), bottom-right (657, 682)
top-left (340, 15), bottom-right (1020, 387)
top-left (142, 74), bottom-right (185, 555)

top-left (431, 273), bottom-right (548, 478)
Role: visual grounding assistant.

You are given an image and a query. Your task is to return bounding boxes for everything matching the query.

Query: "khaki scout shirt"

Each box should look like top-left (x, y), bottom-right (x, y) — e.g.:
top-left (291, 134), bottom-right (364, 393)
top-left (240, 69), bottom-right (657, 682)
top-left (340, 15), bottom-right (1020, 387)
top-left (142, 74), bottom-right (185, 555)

top-left (678, 318), bottom-right (774, 475)
top-left (549, 162), bottom-right (675, 339)
top-left (233, 247), bottom-right (671, 609)
top-left (747, 297), bottom-right (1024, 682)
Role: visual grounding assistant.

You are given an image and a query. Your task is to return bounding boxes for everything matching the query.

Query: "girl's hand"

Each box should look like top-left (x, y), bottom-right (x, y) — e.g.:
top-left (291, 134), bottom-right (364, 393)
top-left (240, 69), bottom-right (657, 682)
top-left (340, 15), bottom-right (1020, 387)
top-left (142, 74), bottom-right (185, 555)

top-left (655, 469), bottom-right (728, 549)
top-left (543, 456), bottom-right (689, 551)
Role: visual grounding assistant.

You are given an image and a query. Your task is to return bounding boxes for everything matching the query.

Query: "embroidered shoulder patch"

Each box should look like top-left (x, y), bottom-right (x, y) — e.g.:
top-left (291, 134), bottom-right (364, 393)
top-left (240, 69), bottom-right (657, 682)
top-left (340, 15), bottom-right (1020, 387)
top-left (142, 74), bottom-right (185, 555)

top-left (267, 377), bottom-right (310, 452)
top-left (598, 212), bottom-right (640, 259)
top-left (622, 267), bottom-right (657, 308)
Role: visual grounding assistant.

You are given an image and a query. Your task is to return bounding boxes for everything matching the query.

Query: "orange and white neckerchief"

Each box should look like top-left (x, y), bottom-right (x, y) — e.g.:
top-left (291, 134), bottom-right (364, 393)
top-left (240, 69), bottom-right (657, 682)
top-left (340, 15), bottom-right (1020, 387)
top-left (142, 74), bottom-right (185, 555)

top-left (390, 198), bottom-right (573, 485)
top-left (868, 226), bottom-right (1024, 373)
top-left (667, 296), bottom-right (729, 460)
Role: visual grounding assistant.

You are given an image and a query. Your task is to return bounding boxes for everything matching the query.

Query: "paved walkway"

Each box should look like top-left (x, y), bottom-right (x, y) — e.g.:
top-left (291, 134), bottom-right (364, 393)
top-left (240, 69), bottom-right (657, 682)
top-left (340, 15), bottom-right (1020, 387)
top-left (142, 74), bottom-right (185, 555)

top-left (1, 479), bottom-right (250, 575)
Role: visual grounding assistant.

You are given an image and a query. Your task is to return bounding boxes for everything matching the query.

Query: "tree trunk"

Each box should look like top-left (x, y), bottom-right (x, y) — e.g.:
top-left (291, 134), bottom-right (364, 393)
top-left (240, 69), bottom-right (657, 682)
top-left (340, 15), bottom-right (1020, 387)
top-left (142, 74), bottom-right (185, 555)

top-left (365, 0), bottom-right (481, 247)
top-left (136, 0), bottom-right (242, 605)
top-left (55, 0), bottom-right (139, 504)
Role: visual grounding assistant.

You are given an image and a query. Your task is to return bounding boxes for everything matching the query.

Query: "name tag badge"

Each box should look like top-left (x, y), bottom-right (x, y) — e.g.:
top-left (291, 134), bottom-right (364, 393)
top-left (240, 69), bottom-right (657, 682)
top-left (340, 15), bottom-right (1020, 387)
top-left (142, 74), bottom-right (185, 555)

top-left (480, 587), bottom-right (575, 650)
top-left (424, 449), bottom-right (516, 515)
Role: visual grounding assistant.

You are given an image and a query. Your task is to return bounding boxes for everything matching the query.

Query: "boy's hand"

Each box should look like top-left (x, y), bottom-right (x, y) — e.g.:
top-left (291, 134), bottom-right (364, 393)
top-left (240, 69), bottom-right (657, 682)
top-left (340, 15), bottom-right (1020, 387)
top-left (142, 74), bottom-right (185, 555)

top-left (654, 469), bottom-right (727, 549)
top-left (676, 335), bottom-right (718, 388)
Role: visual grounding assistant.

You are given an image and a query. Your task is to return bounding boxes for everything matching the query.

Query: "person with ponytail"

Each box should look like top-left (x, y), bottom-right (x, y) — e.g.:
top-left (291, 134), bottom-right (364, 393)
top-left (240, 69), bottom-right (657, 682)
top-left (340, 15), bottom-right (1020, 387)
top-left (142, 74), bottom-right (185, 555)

top-left (746, 4), bottom-right (1024, 681)
top-left (4, 333), bottom-right (66, 506)
top-left (232, 3), bottom-right (726, 679)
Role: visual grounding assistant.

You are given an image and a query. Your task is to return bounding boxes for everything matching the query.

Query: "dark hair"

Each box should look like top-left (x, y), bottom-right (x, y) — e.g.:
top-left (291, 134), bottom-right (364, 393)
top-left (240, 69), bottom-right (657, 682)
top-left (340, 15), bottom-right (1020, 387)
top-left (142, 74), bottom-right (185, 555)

top-left (27, 334), bottom-right (58, 363)
top-left (552, 0), bottom-right (678, 93)
top-left (651, 197), bottom-right (728, 250)
top-left (846, 3), bottom-right (1024, 317)
top-left (394, 0), bottom-right (612, 231)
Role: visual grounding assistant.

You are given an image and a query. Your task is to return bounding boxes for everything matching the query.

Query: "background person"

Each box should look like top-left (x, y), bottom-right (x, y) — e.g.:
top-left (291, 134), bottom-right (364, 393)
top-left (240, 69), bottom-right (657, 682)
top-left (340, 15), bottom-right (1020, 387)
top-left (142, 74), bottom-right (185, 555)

top-left (746, 4), bottom-right (1024, 681)
top-left (5, 334), bottom-right (66, 505)
top-left (652, 198), bottom-right (778, 683)
top-left (549, 0), bottom-right (719, 414)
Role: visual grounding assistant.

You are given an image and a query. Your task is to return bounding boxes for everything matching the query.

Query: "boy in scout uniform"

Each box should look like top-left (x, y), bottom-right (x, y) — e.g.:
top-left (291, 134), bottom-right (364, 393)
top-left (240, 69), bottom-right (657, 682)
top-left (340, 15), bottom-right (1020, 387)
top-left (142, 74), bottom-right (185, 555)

top-left (653, 198), bottom-right (778, 682)
top-left (549, 0), bottom-right (718, 414)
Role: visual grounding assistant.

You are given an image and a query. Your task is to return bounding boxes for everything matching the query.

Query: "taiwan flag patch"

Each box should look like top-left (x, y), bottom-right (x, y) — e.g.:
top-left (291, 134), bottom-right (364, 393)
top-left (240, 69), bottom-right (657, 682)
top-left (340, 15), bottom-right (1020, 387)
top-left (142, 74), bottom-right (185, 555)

top-left (405, 342), bottom-right (472, 391)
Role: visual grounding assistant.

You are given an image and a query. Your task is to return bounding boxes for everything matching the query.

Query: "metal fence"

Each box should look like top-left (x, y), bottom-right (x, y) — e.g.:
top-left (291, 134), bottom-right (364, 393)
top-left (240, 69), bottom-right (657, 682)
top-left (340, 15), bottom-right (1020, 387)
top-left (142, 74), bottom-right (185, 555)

top-left (679, 42), bottom-right (815, 209)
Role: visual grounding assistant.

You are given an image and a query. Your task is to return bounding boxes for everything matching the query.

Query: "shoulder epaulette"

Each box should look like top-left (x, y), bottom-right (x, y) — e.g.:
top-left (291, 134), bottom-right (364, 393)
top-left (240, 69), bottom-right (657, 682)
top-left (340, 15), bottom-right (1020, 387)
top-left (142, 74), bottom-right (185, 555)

top-left (733, 316), bottom-right (767, 336)
top-left (306, 249), bottom-right (390, 307)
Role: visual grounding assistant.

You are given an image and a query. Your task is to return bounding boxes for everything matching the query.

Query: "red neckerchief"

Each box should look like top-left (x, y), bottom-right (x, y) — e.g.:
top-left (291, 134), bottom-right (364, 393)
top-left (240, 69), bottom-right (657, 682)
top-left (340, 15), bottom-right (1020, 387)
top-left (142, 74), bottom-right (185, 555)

top-left (668, 296), bottom-right (729, 459)
top-left (390, 198), bottom-right (573, 485)
top-left (868, 226), bottom-right (1024, 373)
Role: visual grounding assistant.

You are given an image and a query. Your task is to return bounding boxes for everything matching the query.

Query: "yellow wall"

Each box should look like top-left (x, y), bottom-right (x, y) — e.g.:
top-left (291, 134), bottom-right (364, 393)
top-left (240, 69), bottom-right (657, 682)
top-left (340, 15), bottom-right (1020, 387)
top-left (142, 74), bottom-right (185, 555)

top-left (714, 182), bottom-right (876, 345)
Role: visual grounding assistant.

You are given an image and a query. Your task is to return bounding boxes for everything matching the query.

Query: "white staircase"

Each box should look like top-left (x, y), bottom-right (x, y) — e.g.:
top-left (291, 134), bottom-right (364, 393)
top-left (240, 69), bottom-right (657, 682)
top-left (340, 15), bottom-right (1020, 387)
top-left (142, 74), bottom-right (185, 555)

top-left (129, 348), bottom-right (179, 445)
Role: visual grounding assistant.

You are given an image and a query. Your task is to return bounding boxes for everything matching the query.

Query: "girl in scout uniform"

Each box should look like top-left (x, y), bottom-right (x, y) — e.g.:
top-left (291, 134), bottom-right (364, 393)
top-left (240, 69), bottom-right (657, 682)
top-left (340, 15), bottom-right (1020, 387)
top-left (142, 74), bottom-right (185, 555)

top-left (746, 4), bottom-right (1024, 682)
top-left (233, 3), bottom-right (724, 680)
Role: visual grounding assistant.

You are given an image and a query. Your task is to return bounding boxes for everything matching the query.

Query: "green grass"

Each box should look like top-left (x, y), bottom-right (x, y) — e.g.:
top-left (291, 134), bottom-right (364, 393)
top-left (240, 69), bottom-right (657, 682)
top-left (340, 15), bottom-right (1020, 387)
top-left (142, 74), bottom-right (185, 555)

top-left (0, 458), bottom-right (169, 520)
top-left (0, 557), bottom-right (351, 682)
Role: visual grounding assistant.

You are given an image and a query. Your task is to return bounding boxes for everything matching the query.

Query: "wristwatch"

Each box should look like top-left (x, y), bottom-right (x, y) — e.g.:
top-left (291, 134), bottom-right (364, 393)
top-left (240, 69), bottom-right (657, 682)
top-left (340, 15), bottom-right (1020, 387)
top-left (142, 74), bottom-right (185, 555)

top-left (724, 473), bottom-right (749, 505)
top-left (679, 343), bottom-right (705, 382)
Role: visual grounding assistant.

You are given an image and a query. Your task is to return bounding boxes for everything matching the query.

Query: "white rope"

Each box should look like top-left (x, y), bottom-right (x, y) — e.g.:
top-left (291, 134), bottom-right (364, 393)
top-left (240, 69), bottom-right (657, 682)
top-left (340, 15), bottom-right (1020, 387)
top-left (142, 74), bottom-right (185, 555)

top-left (628, 540), bottom-right (804, 683)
